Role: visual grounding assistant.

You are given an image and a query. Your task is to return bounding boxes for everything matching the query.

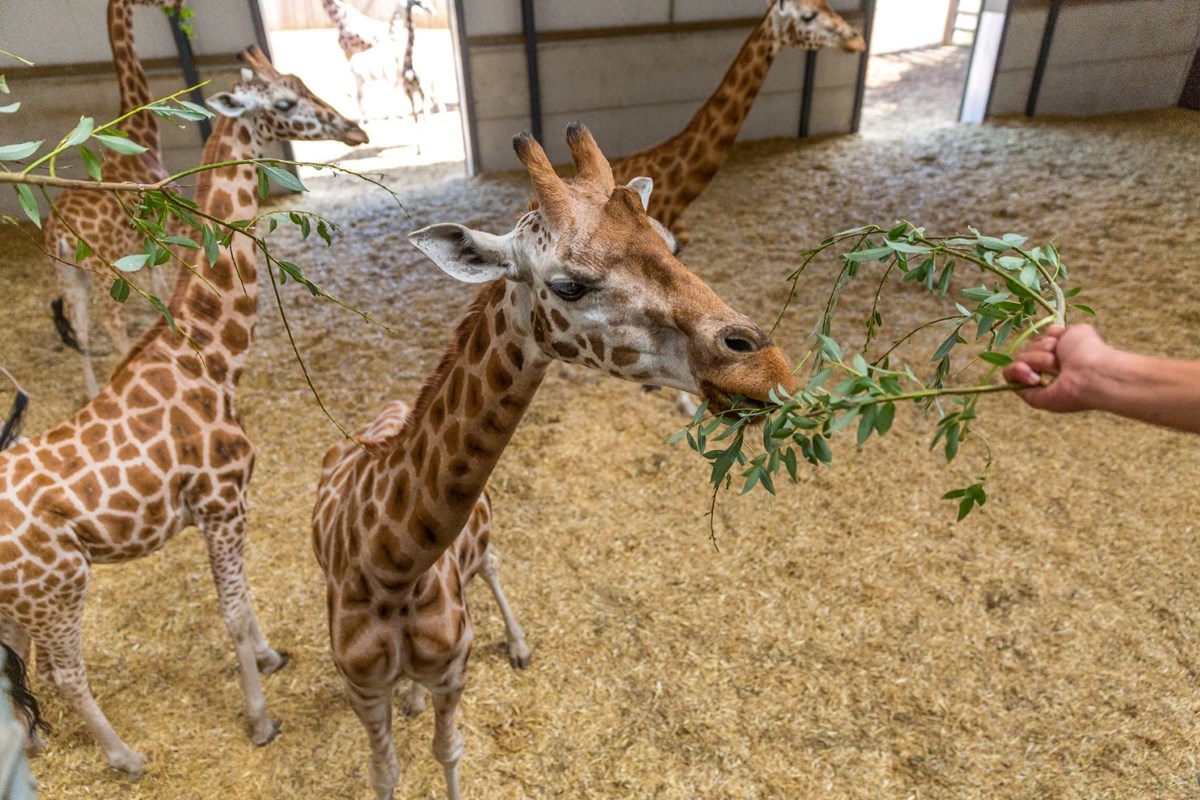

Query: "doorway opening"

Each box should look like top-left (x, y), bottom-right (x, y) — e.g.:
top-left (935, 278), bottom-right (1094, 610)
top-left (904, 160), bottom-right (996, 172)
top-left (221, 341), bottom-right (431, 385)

top-left (258, 0), bottom-right (466, 177)
top-left (859, 0), bottom-right (976, 136)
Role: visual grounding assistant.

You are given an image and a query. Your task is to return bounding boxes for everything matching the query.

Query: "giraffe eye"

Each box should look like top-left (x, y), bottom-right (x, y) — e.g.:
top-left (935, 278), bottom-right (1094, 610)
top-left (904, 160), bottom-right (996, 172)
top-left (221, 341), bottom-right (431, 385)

top-left (274, 99), bottom-right (297, 112)
top-left (801, 10), bottom-right (818, 23)
top-left (548, 281), bottom-right (589, 302)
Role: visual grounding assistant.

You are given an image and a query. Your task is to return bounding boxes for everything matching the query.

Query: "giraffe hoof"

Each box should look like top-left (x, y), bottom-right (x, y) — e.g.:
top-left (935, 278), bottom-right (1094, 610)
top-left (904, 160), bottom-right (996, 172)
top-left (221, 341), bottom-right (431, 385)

top-left (252, 719), bottom-right (282, 747)
top-left (259, 650), bottom-right (291, 675)
top-left (109, 749), bottom-right (148, 779)
top-left (508, 643), bottom-right (532, 670)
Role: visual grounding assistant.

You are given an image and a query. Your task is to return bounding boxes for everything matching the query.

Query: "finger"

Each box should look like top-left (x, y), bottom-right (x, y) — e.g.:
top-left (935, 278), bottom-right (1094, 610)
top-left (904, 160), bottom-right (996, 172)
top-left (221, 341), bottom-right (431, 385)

top-left (1016, 350), bottom-right (1058, 374)
top-left (1024, 335), bottom-right (1059, 354)
top-left (1003, 362), bottom-right (1041, 386)
top-left (1043, 324), bottom-right (1066, 337)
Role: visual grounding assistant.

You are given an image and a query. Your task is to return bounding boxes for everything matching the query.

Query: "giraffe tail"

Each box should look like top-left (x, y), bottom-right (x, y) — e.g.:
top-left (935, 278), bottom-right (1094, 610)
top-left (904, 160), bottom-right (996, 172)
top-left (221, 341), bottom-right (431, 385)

top-left (0, 367), bottom-right (28, 451)
top-left (2, 644), bottom-right (49, 738)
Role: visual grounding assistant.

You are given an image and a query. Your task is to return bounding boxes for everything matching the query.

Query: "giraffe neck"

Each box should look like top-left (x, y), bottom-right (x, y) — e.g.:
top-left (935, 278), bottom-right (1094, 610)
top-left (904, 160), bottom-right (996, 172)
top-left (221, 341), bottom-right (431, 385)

top-left (324, 0), bottom-right (381, 55)
top-left (158, 114), bottom-right (266, 387)
top-left (658, 15), bottom-right (779, 208)
top-left (403, 4), bottom-right (416, 71)
top-left (107, 0), bottom-right (162, 159)
top-left (369, 281), bottom-right (550, 589)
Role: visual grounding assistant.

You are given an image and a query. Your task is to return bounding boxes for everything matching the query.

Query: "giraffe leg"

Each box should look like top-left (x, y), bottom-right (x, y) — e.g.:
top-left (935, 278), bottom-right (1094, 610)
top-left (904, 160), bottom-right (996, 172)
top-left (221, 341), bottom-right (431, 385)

top-left (401, 681), bottom-right (428, 718)
top-left (429, 683), bottom-right (466, 800)
top-left (353, 70), bottom-right (369, 122)
top-left (674, 391), bottom-right (700, 417)
top-left (34, 592), bottom-right (147, 776)
top-left (147, 264), bottom-right (171, 301)
top-left (345, 680), bottom-right (400, 800)
top-left (198, 510), bottom-right (284, 746)
top-left (54, 260), bottom-right (99, 398)
top-left (478, 548), bottom-right (531, 669)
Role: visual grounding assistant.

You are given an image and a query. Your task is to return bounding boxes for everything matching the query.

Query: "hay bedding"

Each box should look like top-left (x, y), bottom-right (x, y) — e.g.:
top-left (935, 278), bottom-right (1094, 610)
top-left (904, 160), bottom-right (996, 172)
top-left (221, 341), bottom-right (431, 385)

top-left (1, 107), bottom-right (1198, 798)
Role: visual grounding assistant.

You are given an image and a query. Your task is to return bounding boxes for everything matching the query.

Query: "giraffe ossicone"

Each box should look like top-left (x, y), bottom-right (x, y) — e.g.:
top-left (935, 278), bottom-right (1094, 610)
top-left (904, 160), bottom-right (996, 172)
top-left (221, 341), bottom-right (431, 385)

top-left (313, 122), bottom-right (795, 800)
top-left (0, 46), bottom-right (365, 779)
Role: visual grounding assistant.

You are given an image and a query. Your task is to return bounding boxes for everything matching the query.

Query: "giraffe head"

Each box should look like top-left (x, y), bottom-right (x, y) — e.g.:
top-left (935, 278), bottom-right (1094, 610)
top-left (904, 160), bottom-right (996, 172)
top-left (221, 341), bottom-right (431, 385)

top-left (206, 47), bottom-right (369, 146)
top-left (769, 0), bottom-right (866, 53)
top-left (409, 124), bottom-right (796, 412)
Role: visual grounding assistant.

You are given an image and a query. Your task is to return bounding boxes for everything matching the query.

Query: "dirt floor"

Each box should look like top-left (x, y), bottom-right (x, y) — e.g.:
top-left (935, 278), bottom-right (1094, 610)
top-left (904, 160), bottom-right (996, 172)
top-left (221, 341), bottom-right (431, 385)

top-left (2, 103), bottom-right (1199, 799)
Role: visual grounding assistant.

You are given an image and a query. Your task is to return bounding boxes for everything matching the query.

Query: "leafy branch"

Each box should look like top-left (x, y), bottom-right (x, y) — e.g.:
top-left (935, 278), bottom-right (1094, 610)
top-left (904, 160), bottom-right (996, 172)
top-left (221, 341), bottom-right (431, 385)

top-left (675, 222), bottom-right (1095, 535)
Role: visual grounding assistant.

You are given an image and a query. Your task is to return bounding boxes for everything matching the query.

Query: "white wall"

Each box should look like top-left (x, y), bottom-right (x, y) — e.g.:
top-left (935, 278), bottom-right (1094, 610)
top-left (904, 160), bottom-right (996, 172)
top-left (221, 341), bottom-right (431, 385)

top-left (990, 0), bottom-right (1200, 116)
top-left (461, 0), bottom-right (867, 172)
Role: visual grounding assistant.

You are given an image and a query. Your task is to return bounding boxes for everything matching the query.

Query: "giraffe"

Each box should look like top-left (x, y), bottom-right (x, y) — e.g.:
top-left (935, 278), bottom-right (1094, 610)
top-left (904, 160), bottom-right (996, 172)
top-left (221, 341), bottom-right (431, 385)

top-left (395, 0), bottom-right (431, 123)
top-left (321, 0), bottom-right (418, 119)
top-left (547, 2), bottom-right (863, 415)
top-left (47, 0), bottom-right (187, 399)
top-left (312, 122), bottom-right (798, 800)
top-left (612, 0), bottom-right (866, 250)
top-left (0, 47), bottom-right (366, 777)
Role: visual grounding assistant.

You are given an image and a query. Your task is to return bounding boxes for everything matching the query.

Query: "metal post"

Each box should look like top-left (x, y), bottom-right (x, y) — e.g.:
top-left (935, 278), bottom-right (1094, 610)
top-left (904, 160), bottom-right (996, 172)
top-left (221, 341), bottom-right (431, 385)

top-left (519, 0), bottom-right (543, 142)
top-left (1025, 0), bottom-right (1061, 117)
top-left (168, 15), bottom-right (211, 142)
top-left (449, 0), bottom-right (481, 174)
top-left (849, 0), bottom-right (877, 134)
top-left (798, 49), bottom-right (818, 137)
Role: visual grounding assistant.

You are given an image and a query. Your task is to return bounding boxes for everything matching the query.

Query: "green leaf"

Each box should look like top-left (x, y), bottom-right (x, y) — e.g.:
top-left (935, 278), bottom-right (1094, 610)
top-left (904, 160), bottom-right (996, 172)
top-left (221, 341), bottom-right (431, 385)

top-left (113, 253), bottom-right (150, 272)
top-left (827, 406), bottom-right (860, 434)
top-left (160, 235), bottom-right (200, 249)
top-left (0, 101), bottom-right (19, 114)
top-left (932, 330), bottom-right (962, 363)
top-left (0, 140), bottom-right (42, 161)
top-left (147, 294), bottom-right (177, 332)
top-left (855, 407), bottom-right (875, 448)
top-left (782, 449), bottom-right (798, 482)
top-left (956, 495), bottom-right (975, 521)
top-left (843, 246), bottom-right (893, 264)
top-left (944, 422), bottom-right (960, 461)
top-left (818, 336), bottom-right (843, 363)
top-left (258, 162), bottom-right (306, 193)
top-left (1073, 304), bottom-right (1095, 316)
top-left (78, 144), bottom-right (102, 180)
top-left (874, 401), bottom-right (895, 435)
top-left (884, 240), bottom-right (931, 255)
top-left (14, 184), bottom-right (40, 227)
top-left (93, 132), bottom-right (147, 155)
top-left (64, 116), bottom-right (95, 146)
top-left (74, 238), bottom-right (93, 262)
top-left (109, 278), bottom-right (131, 302)
top-left (812, 434), bottom-right (832, 466)
top-left (257, 166), bottom-right (270, 200)
top-left (202, 224), bottom-right (219, 266)
top-left (979, 351), bottom-right (1013, 367)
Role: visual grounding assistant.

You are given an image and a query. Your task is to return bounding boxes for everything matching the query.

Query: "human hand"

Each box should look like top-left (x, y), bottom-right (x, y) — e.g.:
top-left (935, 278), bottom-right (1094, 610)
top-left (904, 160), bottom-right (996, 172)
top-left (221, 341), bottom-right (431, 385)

top-left (1002, 324), bottom-right (1112, 413)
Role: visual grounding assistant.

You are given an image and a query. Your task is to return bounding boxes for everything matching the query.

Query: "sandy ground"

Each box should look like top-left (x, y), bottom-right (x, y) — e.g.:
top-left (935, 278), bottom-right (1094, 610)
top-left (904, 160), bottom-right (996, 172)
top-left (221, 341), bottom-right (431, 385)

top-left (2, 101), bottom-right (1200, 799)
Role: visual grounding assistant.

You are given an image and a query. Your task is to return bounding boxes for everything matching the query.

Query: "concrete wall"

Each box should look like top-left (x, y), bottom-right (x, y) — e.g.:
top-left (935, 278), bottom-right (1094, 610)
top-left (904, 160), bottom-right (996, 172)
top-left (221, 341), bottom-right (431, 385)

top-left (459, 0), bottom-right (867, 172)
top-left (0, 0), bottom-right (273, 217)
top-left (989, 0), bottom-right (1200, 116)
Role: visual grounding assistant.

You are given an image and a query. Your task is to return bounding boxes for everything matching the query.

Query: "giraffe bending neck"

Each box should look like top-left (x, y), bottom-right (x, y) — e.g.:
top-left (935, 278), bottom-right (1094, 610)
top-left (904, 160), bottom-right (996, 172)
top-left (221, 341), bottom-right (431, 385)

top-left (402, 2), bottom-right (417, 72)
top-left (107, 0), bottom-right (163, 157)
top-left (367, 280), bottom-right (549, 590)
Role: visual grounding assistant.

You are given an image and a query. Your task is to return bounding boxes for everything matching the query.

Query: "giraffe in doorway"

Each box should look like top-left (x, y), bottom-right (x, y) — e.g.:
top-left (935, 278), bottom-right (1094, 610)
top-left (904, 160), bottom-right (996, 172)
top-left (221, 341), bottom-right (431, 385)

top-left (613, 0), bottom-right (865, 250)
top-left (0, 47), bottom-right (366, 777)
top-left (321, 0), bottom-right (423, 119)
top-left (395, 0), bottom-right (432, 122)
top-left (312, 123), bottom-right (797, 800)
top-left (47, 0), bottom-right (187, 399)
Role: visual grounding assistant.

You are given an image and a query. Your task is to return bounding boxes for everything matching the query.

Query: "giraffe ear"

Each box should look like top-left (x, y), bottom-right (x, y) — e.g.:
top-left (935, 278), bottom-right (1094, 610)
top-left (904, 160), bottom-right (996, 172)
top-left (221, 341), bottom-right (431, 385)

top-left (627, 177), bottom-right (653, 211)
top-left (408, 223), bottom-right (519, 284)
top-left (207, 91), bottom-right (253, 118)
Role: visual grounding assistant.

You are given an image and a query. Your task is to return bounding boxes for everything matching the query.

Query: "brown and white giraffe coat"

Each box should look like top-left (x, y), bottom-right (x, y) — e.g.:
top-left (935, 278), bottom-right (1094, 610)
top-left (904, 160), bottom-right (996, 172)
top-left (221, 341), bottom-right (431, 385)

top-left (313, 123), bottom-right (796, 800)
top-left (0, 48), bottom-right (365, 778)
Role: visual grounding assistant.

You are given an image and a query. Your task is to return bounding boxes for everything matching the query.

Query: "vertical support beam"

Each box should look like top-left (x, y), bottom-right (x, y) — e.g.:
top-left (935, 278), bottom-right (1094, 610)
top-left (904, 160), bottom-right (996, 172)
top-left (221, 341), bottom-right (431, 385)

top-left (245, 0), bottom-right (294, 162)
top-left (168, 15), bottom-right (211, 143)
top-left (798, 49), bottom-right (818, 137)
top-left (849, 0), bottom-right (877, 134)
top-left (982, 0), bottom-right (1013, 120)
top-left (449, 0), bottom-right (480, 174)
top-left (520, 0), bottom-right (543, 142)
top-left (1025, 0), bottom-right (1061, 117)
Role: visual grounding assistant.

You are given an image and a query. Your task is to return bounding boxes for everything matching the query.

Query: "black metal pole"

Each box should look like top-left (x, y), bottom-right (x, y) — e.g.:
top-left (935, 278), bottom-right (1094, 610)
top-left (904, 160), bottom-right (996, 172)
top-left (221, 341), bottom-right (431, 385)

top-left (168, 14), bottom-right (211, 142)
top-left (519, 0), bottom-right (543, 142)
top-left (1025, 0), bottom-right (1061, 117)
top-left (449, 0), bottom-right (481, 174)
top-left (849, 0), bottom-right (877, 134)
top-left (798, 49), bottom-right (818, 137)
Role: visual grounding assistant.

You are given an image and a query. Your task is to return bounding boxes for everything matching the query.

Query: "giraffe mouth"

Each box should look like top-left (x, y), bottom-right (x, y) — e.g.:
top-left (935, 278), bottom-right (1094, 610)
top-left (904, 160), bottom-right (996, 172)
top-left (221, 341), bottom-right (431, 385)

top-left (699, 383), bottom-right (772, 419)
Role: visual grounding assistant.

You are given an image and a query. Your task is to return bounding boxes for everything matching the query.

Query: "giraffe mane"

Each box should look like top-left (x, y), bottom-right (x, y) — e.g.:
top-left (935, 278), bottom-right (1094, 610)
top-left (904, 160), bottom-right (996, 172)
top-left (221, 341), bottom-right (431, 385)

top-left (370, 280), bottom-right (506, 453)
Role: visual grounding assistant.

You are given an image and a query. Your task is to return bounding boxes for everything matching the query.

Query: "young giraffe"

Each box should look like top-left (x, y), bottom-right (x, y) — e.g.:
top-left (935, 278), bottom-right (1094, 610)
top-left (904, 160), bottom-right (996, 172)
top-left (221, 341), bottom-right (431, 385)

top-left (396, 0), bottom-right (430, 123)
top-left (312, 123), bottom-right (798, 800)
top-left (47, 0), bottom-right (186, 398)
top-left (0, 47), bottom-right (366, 777)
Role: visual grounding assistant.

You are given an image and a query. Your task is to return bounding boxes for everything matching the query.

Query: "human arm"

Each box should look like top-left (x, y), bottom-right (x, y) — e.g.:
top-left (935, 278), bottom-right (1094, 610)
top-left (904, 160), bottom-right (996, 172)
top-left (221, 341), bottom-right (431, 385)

top-left (1002, 324), bottom-right (1200, 434)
